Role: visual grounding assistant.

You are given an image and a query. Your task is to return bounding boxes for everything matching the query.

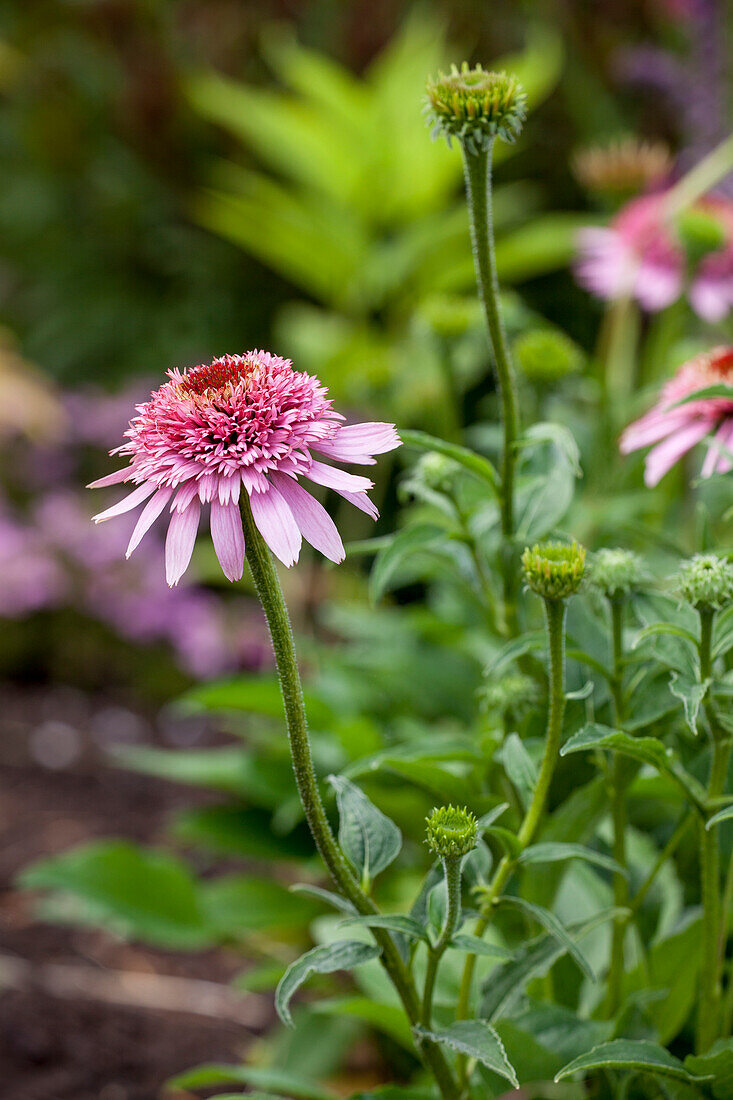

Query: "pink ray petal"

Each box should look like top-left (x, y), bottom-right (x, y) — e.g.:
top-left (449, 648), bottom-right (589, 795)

top-left (126, 487), bottom-right (173, 558)
top-left (337, 489), bottom-right (379, 520)
top-left (305, 460), bottom-right (373, 494)
top-left (165, 499), bottom-right (201, 586)
top-left (713, 421), bottom-right (733, 475)
top-left (620, 408), bottom-right (692, 453)
top-left (210, 498), bottom-right (245, 582)
top-left (315, 423), bottom-right (401, 464)
top-left (644, 419), bottom-right (712, 487)
top-left (249, 485), bottom-right (302, 567)
top-left (93, 481), bottom-right (156, 524)
top-left (172, 481), bottom-right (200, 512)
top-left (87, 467), bottom-right (132, 489)
top-left (270, 473), bottom-right (344, 563)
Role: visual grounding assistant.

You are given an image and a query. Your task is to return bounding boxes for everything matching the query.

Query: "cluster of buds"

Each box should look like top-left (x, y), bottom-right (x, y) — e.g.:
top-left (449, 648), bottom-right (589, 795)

top-left (522, 541), bottom-right (586, 601)
top-left (425, 64), bottom-right (526, 152)
top-left (590, 548), bottom-right (646, 601)
top-left (425, 804), bottom-right (478, 860)
top-left (676, 554), bottom-right (733, 611)
top-left (513, 329), bottom-right (584, 384)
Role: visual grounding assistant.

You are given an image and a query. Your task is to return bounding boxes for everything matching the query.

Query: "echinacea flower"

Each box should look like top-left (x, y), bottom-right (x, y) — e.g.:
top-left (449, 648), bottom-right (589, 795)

top-left (575, 191), bottom-right (733, 322)
top-left (89, 351), bottom-right (400, 585)
top-left (620, 346), bottom-right (733, 486)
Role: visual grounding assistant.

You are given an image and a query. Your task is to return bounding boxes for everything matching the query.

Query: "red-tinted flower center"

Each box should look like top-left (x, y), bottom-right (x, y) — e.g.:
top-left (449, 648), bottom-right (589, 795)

top-left (178, 354), bottom-right (259, 397)
top-left (710, 348), bottom-right (733, 379)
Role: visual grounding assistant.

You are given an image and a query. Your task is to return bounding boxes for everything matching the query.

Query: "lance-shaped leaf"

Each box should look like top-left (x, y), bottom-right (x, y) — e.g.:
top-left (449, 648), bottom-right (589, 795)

top-left (276, 940), bottom-right (381, 1027)
top-left (684, 1039), bottom-right (733, 1098)
top-left (400, 429), bottom-right (500, 496)
top-left (369, 524), bottom-right (446, 603)
top-left (450, 933), bottom-right (515, 960)
top-left (289, 883), bottom-right (358, 915)
top-left (328, 774), bottom-right (402, 889)
top-left (517, 842), bottom-right (626, 876)
top-left (497, 895), bottom-right (595, 980)
top-left (706, 804), bottom-right (733, 830)
top-left (339, 913), bottom-right (429, 942)
top-left (669, 671), bottom-right (709, 735)
top-left (415, 1021), bottom-right (519, 1089)
top-left (555, 1039), bottom-right (713, 1086)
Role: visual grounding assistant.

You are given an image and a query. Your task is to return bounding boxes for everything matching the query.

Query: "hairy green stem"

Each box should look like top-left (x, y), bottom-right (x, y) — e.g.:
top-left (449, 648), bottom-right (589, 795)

top-left (696, 605), bottom-right (731, 1053)
top-left (462, 143), bottom-right (520, 633)
top-left (422, 857), bottom-right (463, 1027)
top-left (456, 598), bottom-right (568, 1044)
top-left (241, 499), bottom-right (459, 1099)
top-left (606, 598), bottom-right (629, 1017)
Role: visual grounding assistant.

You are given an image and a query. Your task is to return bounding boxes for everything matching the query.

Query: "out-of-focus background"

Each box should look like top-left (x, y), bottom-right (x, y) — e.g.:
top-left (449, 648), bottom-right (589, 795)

top-left (0, 1), bottom-right (730, 1097)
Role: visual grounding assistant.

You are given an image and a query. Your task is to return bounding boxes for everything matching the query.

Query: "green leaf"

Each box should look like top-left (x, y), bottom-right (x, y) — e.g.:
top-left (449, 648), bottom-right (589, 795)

top-left (449, 933), bottom-right (515, 960)
top-left (706, 804), bottom-right (733, 830)
top-left (339, 913), bottom-right (429, 942)
top-left (560, 723), bottom-right (707, 809)
top-left (483, 825), bottom-right (523, 859)
top-left (178, 674), bottom-right (334, 727)
top-left (276, 940), bottom-right (381, 1027)
top-left (477, 803), bottom-right (511, 830)
top-left (168, 1063), bottom-right (337, 1100)
top-left (669, 671), bottom-right (709, 735)
top-left (554, 1039), bottom-right (712, 1086)
top-left (173, 806), bottom-right (312, 862)
top-left (19, 841), bottom-right (210, 950)
top-left (517, 842), bottom-right (626, 876)
top-left (633, 622), bottom-right (699, 648)
top-left (671, 384), bottom-right (733, 407)
top-left (116, 745), bottom-right (292, 806)
top-left (497, 895), bottom-right (595, 980)
top-left (328, 775), bottom-right (402, 888)
top-left (200, 876), bottom-right (321, 936)
top-left (369, 524), bottom-right (445, 603)
top-left (501, 732), bottom-right (537, 808)
top-left (400, 429), bottom-right (500, 496)
top-left (685, 1039), bottom-right (733, 1099)
top-left (289, 883), bottom-right (358, 915)
top-left (486, 630), bottom-right (546, 675)
top-left (311, 997), bottom-right (413, 1050)
top-left (519, 421), bottom-right (582, 477)
top-left (415, 1021), bottom-right (518, 1089)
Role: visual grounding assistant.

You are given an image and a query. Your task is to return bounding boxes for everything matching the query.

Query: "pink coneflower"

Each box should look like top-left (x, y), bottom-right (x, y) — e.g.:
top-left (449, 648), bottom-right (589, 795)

top-left (575, 192), bottom-right (733, 322)
top-left (89, 351), bottom-right (400, 585)
top-left (620, 346), bottom-right (733, 486)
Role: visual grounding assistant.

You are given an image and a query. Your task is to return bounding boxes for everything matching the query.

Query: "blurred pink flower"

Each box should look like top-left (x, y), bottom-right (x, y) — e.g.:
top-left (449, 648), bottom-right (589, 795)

top-left (90, 351), bottom-right (400, 585)
top-left (0, 513), bottom-right (66, 617)
top-left (575, 192), bottom-right (733, 321)
top-left (620, 346), bottom-right (733, 485)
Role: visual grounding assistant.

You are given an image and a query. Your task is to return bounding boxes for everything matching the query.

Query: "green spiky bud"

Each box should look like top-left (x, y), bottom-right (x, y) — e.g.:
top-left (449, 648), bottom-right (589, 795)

top-left (676, 553), bottom-right (733, 610)
top-left (426, 805), bottom-right (478, 860)
top-left (513, 329), bottom-right (584, 383)
top-left (412, 451), bottom-right (461, 494)
top-left (425, 65), bottom-right (526, 153)
top-left (479, 672), bottom-right (538, 720)
top-left (522, 541), bottom-right (586, 601)
top-left (418, 293), bottom-right (482, 339)
top-left (590, 548), bottom-right (646, 601)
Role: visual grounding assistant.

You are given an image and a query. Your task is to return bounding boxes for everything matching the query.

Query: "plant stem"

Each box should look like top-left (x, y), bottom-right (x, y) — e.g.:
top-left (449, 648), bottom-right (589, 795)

top-left (422, 857), bottom-right (463, 1027)
top-left (462, 142), bottom-right (520, 634)
top-left (241, 498), bottom-right (459, 1100)
top-left (663, 132), bottom-right (733, 220)
top-left (606, 598), bottom-right (629, 1017)
top-left (696, 604), bottom-right (731, 1053)
top-left (455, 598), bottom-right (568, 1045)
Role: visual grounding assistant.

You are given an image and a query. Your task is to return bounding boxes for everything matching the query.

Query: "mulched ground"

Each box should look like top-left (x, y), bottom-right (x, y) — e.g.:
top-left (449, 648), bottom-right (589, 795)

top-left (0, 686), bottom-right (264, 1100)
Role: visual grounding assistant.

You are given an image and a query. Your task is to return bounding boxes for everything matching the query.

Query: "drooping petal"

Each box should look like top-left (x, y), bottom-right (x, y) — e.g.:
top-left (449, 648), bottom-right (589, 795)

top-left (314, 422), bottom-right (400, 464)
top-left (93, 482), bottom-right (156, 524)
top-left (210, 498), bottom-right (245, 581)
top-left (270, 473), bottom-right (344, 563)
top-left (305, 460), bottom-right (373, 494)
top-left (126, 487), bottom-right (173, 558)
top-left (87, 467), bottom-right (132, 489)
top-left (249, 485), bottom-right (302, 567)
top-left (337, 489), bottom-right (379, 520)
top-left (634, 259), bottom-right (682, 312)
top-left (165, 499), bottom-right (201, 586)
top-left (620, 408), bottom-right (692, 453)
top-left (172, 480), bottom-right (200, 512)
top-left (644, 419), bottom-right (712, 487)
top-left (690, 274), bottom-right (733, 324)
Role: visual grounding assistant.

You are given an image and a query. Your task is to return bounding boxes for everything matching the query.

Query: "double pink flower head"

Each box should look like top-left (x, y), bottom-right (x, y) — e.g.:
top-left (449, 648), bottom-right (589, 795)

top-left (90, 351), bottom-right (400, 585)
top-left (576, 191), bottom-right (733, 322)
top-left (621, 346), bottom-right (733, 486)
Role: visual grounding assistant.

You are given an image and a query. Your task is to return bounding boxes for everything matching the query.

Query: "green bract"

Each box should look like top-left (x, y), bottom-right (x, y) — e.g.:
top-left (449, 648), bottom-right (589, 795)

top-left (590, 548), bottom-right (646, 600)
top-left (425, 64), bottom-right (527, 152)
top-left (426, 804), bottom-right (478, 859)
top-left (522, 541), bottom-right (586, 600)
top-left (676, 553), bottom-right (733, 610)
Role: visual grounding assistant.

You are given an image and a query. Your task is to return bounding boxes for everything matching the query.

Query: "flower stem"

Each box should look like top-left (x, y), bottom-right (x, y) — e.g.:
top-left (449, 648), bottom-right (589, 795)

top-left (695, 604), bottom-right (731, 1053)
top-left (241, 498), bottom-right (459, 1100)
top-left (463, 142), bottom-right (520, 633)
top-left (606, 599), bottom-right (630, 1017)
top-left (422, 856), bottom-right (463, 1028)
top-left (455, 598), bottom-right (568, 1044)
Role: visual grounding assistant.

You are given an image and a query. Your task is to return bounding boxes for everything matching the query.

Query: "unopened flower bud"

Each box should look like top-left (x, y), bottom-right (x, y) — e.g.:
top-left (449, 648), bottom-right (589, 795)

top-left (425, 65), bottom-right (526, 152)
top-left (590, 548), bottom-right (645, 601)
top-left (426, 804), bottom-right (478, 860)
top-left (522, 541), bottom-right (586, 601)
top-left (513, 329), bottom-right (584, 383)
top-left (572, 137), bottom-right (671, 200)
top-left (676, 553), bottom-right (733, 610)
top-left (676, 208), bottom-right (729, 266)
top-left (418, 293), bottom-right (482, 339)
top-left (479, 672), bottom-right (538, 720)
top-left (413, 451), bottom-right (461, 494)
